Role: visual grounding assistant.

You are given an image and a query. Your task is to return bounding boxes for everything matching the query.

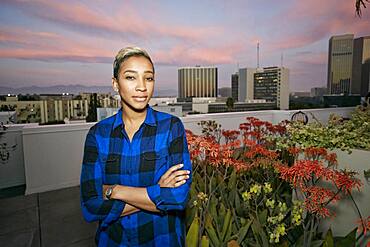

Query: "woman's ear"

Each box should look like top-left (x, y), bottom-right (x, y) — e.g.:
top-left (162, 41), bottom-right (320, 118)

top-left (112, 78), bottom-right (119, 92)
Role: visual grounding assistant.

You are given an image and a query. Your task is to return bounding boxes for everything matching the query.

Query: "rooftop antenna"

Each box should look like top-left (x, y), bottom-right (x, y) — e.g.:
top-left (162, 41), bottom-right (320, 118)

top-left (281, 52), bottom-right (284, 68)
top-left (257, 42), bottom-right (260, 69)
top-left (237, 62), bottom-right (239, 72)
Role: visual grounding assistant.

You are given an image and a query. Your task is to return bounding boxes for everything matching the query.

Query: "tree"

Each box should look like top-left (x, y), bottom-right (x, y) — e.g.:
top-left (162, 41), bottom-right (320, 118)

top-left (356, 0), bottom-right (369, 16)
top-left (86, 93), bottom-right (101, 122)
top-left (226, 97), bottom-right (234, 112)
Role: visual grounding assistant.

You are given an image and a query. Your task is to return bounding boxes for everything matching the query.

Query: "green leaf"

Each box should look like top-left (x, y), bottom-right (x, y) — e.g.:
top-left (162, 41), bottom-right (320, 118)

top-left (237, 219), bottom-right (252, 244)
top-left (334, 228), bottom-right (357, 247)
top-left (258, 209), bottom-right (268, 225)
top-left (310, 240), bottom-right (324, 247)
top-left (205, 214), bottom-right (221, 247)
top-left (251, 216), bottom-right (269, 247)
top-left (221, 209), bottom-right (232, 242)
top-left (322, 228), bottom-right (334, 247)
top-left (201, 235), bottom-right (210, 247)
top-left (186, 214), bottom-right (199, 247)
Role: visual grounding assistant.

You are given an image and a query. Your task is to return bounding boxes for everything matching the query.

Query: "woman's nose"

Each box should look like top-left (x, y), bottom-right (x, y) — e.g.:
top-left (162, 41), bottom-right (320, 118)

top-left (135, 77), bottom-right (147, 91)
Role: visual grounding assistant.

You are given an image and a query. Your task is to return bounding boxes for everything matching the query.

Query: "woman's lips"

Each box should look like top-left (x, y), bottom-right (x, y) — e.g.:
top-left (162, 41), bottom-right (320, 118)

top-left (132, 96), bottom-right (148, 102)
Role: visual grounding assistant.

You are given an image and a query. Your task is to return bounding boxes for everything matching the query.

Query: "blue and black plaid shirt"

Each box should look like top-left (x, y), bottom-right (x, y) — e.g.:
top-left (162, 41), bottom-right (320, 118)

top-left (80, 106), bottom-right (192, 246)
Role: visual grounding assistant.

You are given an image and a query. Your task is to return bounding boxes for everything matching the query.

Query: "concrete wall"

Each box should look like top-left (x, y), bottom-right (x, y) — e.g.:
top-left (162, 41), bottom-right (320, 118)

top-left (0, 125), bottom-right (26, 189)
top-left (22, 123), bottom-right (94, 194)
top-left (320, 149), bottom-right (370, 236)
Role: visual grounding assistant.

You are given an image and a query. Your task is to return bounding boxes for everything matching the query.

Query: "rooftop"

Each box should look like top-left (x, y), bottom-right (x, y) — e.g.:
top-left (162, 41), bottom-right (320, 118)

top-left (0, 107), bottom-right (358, 246)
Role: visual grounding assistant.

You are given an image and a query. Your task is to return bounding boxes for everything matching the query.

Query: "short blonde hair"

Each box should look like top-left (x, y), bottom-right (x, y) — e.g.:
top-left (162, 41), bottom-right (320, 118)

top-left (113, 46), bottom-right (154, 80)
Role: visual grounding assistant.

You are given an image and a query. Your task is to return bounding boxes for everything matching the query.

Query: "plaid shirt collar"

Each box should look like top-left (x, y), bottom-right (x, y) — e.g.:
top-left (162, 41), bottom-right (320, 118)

top-left (112, 105), bottom-right (157, 130)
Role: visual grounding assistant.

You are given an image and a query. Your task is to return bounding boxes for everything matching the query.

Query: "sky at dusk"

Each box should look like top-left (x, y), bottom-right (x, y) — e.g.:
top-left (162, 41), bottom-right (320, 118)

top-left (0, 0), bottom-right (370, 92)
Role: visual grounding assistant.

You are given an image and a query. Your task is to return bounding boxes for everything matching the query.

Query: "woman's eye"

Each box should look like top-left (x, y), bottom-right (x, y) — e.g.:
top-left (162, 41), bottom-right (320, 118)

top-left (146, 77), bottom-right (154, 82)
top-left (125, 76), bottom-right (135, 80)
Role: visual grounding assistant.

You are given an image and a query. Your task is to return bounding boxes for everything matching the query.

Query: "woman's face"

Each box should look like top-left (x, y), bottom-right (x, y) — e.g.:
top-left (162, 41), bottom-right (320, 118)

top-left (113, 56), bottom-right (154, 112)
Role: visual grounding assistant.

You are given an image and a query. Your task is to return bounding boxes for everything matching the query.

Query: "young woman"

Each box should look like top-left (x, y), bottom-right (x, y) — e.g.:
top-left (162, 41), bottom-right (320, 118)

top-left (80, 47), bottom-right (192, 246)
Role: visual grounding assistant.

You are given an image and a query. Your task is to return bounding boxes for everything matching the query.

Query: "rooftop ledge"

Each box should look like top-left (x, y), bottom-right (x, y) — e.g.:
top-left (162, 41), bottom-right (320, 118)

top-left (0, 107), bottom-right (356, 195)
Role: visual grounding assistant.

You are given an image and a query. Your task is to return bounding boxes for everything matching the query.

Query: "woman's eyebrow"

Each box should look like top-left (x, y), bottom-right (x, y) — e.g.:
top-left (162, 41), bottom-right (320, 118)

top-left (123, 69), bottom-right (153, 74)
top-left (123, 69), bottom-right (138, 74)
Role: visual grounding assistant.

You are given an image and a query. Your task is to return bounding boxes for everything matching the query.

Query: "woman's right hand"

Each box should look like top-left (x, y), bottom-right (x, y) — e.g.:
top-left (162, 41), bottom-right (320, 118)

top-left (158, 164), bottom-right (190, 188)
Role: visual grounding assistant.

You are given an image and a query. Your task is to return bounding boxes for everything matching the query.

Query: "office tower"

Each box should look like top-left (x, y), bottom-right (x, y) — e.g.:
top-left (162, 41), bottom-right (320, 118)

top-left (231, 72), bottom-right (239, 101)
top-left (327, 34), bottom-right (354, 94)
top-left (238, 67), bottom-right (289, 110)
top-left (254, 67), bottom-right (289, 110)
top-left (178, 66), bottom-right (218, 98)
top-left (352, 36), bottom-right (370, 96)
top-left (238, 68), bottom-right (256, 102)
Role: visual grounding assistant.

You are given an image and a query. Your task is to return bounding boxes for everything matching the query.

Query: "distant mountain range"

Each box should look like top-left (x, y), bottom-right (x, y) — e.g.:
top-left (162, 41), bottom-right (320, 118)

top-left (0, 84), bottom-right (178, 97)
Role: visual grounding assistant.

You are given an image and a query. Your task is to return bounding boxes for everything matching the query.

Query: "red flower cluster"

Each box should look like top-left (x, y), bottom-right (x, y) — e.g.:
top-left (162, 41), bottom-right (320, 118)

top-left (186, 129), bottom-right (250, 172)
top-left (239, 117), bottom-right (287, 143)
top-left (357, 216), bottom-right (370, 236)
top-left (303, 186), bottom-right (340, 217)
top-left (276, 157), bottom-right (362, 217)
top-left (222, 130), bottom-right (240, 143)
top-left (304, 147), bottom-right (328, 158)
top-left (244, 144), bottom-right (279, 160)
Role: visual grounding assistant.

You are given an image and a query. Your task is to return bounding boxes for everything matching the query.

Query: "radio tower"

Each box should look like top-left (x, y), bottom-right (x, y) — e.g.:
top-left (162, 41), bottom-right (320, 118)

top-left (257, 42), bottom-right (260, 69)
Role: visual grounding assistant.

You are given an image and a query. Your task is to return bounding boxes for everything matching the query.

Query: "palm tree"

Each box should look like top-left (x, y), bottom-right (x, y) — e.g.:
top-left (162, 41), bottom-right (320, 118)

top-left (356, 0), bottom-right (369, 16)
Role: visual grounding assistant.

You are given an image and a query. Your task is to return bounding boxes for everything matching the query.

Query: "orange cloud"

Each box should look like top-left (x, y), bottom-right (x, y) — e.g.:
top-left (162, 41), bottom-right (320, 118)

top-left (267, 0), bottom-right (370, 51)
top-left (3, 0), bottom-right (222, 42)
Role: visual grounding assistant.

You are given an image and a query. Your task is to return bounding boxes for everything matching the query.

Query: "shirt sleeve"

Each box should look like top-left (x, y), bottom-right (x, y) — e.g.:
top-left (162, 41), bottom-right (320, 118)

top-left (80, 127), bottom-right (125, 228)
top-left (146, 117), bottom-right (192, 212)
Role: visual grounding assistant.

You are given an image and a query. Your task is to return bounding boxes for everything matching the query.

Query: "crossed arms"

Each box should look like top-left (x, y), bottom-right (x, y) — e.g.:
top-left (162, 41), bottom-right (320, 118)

top-left (80, 120), bottom-right (192, 228)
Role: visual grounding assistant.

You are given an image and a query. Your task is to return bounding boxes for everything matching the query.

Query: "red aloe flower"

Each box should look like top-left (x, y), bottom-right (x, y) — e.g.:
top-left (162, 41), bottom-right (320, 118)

top-left (288, 147), bottom-right (301, 156)
top-left (304, 147), bottom-right (328, 159)
top-left (222, 130), bottom-right (240, 143)
top-left (324, 153), bottom-right (338, 166)
top-left (356, 216), bottom-right (370, 236)
top-left (333, 169), bottom-right (362, 194)
top-left (303, 186), bottom-right (340, 218)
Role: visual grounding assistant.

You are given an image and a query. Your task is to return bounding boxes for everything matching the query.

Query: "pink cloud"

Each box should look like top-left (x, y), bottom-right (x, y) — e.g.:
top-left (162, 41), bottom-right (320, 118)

top-left (3, 0), bottom-right (223, 42)
top-left (0, 24), bottom-right (240, 66)
top-left (153, 42), bottom-right (245, 66)
top-left (267, 0), bottom-right (370, 51)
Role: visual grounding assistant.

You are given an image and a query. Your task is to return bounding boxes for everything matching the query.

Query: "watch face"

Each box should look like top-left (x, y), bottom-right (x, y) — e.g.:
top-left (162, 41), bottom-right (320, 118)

top-left (106, 187), bottom-right (112, 198)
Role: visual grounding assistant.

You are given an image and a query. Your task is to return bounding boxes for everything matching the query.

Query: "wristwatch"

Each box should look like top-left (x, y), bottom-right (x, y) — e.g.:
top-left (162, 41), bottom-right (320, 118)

top-left (105, 185), bottom-right (116, 200)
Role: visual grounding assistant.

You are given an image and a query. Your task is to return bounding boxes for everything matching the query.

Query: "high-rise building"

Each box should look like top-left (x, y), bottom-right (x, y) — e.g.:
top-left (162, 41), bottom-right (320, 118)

top-left (238, 68), bottom-right (256, 102)
top-left (352, 36), bottom-right (370, 96)
top-left (231, 72), bottom-right (239, 101)
top-left (238, 67), bottom-right (289, 110)
top-left (327, 34), bottom-right (370, 96)
top-left (327, 34), bottom-right (354, 94)
top-left (178, 66), bottom-right (218, 98)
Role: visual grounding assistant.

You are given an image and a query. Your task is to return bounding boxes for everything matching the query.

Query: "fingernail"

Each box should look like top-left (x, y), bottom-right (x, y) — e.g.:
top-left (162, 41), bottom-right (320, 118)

top-left (187, 170), bottom-right (190, 174)
top-left (179, 164), bottom-right (184, 168)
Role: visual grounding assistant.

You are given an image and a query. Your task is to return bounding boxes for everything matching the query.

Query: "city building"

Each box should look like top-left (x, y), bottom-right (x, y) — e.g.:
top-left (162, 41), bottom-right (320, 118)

top-left (218, 87), bottom-right (231, 97)
top-left (327, 34), bottom-right (354, 94)
top-left (238, 67), bottom-right (289, 110)
top-left (149, 97), bottom-right (177, 106)
top-left (192, 101), bottom-right (276, 113)
top-left (178, 66), bottom-right (218, 98)
top-left (0, 93), bottom-right (120, 124)
top-left (231, 72), bottom-right (239, 101)
top-left (238, 68), bottom-right (256, 103)
top-left (311, 87), bottom-right (327, 97)
top-left (352, 36), bottom-right (370, 96)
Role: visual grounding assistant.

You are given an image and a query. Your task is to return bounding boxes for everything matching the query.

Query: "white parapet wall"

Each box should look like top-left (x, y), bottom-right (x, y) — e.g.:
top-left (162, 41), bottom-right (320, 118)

top-left (13, 107), bottom-right (355, 194)
top-left (22, 123), bottom-right (94, 194)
